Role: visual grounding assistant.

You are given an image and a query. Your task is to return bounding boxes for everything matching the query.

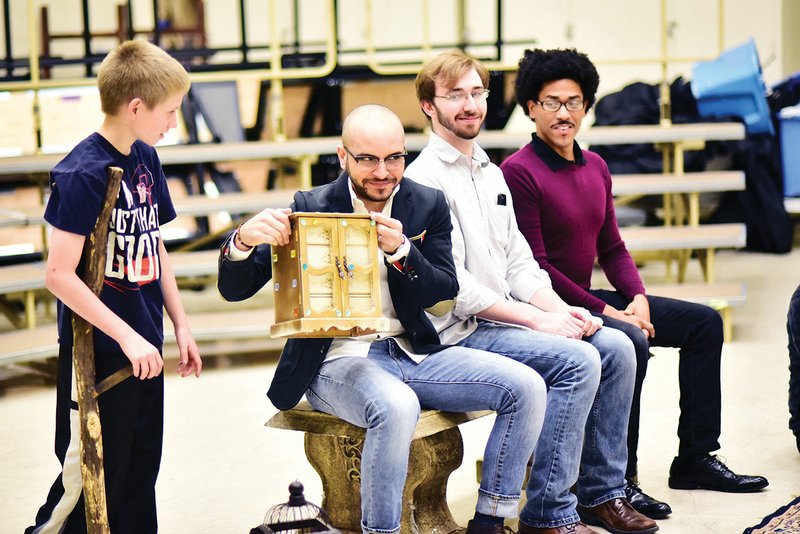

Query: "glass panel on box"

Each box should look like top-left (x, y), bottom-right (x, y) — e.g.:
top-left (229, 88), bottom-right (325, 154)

top-left (305, 224), bottom-right (334, 267)
top-left (308, 272), bottom-right (336, 313)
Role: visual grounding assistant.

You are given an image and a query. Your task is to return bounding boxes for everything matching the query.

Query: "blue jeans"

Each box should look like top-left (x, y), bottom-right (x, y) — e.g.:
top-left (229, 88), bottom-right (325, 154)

top-left (459, 321), bottom-right (635, 529)
top-left (306, 339), bottom-right (546, 534)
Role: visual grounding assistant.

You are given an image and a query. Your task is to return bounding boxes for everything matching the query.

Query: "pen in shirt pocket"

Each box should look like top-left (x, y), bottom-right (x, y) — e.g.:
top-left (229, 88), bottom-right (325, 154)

top-left (497, 193), bottom-right (506, 206)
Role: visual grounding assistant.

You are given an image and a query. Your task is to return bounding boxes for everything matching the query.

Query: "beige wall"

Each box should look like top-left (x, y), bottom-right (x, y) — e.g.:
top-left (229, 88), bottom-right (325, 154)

top-left (2, 1), bottom-right (795, 88)
top-left (0, 0), bottom-right (796, 128)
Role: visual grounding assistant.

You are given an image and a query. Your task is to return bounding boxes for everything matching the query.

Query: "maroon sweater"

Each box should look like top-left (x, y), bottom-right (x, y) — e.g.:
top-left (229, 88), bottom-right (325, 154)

top-left (501, 135), bottom-right (645, 313)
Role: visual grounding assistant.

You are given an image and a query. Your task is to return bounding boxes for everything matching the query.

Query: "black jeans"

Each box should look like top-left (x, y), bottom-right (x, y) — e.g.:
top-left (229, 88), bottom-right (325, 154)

top-left (591, 289), bottom-right (723, 480)
top-left (787, 285), bottom-right (800, 437)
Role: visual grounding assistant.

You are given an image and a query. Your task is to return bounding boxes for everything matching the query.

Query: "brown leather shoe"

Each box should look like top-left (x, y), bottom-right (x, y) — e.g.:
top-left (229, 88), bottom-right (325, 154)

top-left (464, 521), bottom-right (516, 534)
top-left (517, 520), bottom-right (600, 534)
top-left (577, 498), bottom-right (659, 534)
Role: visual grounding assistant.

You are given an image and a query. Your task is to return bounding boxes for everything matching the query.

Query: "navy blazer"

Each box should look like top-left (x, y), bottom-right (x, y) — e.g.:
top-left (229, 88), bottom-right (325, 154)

top-left (217, 173), bottom-right (458, 409)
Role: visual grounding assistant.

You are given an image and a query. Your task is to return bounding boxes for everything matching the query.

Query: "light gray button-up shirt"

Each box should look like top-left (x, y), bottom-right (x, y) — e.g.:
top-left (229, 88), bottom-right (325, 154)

top-left (405, 133), bottom-right (551, 344)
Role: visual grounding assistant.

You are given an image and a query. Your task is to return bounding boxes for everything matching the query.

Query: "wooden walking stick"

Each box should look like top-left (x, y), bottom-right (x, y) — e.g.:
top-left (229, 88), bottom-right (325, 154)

top-left (71, 165), bottom-right (123, 534)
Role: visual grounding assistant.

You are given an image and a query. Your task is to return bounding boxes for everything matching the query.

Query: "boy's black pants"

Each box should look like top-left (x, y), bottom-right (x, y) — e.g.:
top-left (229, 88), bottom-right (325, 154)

top-left (26, 344), bottom-right (164, 534)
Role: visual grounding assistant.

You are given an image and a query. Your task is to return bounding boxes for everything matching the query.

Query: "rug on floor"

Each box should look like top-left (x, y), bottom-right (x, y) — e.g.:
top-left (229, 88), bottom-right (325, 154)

top-left (743, 495), bottom-right (800, 533)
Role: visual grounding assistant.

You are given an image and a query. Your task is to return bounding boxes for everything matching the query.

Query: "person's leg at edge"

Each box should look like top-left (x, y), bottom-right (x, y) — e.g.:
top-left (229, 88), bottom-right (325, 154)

top-left (305, 341), bottom-right (420, 534)
top-left (787, 285), bottom-right (800, 453)
top-left (378, 341), bottom-right (547, 528)
top-left (458, 321), bottom-right (601, 530)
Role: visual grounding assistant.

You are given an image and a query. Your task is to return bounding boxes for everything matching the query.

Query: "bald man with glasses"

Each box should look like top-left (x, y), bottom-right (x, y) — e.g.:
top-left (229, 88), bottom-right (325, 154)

top-left (218, 104), bottom-right (547, 534)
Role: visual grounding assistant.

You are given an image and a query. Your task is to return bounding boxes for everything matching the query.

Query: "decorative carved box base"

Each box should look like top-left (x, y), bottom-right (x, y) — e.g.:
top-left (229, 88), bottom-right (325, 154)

top-left (267, 402), bottom-right (492, 534)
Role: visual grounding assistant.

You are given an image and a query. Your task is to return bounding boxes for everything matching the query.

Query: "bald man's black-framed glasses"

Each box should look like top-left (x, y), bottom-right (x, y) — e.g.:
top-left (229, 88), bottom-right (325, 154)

top-left (343, 146), bottom-right (408, 171)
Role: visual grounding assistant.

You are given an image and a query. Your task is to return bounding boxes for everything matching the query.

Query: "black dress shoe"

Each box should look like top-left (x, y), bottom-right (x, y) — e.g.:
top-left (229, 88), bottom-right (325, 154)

top-left (668, 454), bottom-right (769, 492)
top-left (624, 481), bottom-right (672, 519)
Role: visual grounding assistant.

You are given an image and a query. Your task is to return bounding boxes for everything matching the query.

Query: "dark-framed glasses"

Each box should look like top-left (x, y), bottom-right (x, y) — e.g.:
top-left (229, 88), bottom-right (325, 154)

top-left (343, 146), bottom-right (408, 171)
top-left (434, 89), bottom-right (490, 104)
top-left (536, 98), bottom-right (586, 112)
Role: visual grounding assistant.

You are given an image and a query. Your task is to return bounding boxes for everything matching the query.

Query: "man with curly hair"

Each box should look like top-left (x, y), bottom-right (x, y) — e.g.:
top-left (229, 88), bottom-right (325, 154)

top-left (501, 47), bottom-right (769, 522)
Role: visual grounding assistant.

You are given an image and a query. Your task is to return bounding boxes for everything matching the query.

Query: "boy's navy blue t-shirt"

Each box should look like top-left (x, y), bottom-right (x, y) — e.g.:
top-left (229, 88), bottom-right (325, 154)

top-left (44, 132), bottom-right (177, 352)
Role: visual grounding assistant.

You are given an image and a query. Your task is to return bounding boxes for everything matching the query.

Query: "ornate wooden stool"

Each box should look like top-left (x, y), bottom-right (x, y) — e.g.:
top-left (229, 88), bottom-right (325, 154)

top-left (267, 401), bottom-right (492, 534)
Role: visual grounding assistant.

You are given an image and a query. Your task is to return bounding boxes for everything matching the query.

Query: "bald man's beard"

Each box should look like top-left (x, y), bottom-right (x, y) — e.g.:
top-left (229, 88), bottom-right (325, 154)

top-left (347, 169), bottom-right (398, 204)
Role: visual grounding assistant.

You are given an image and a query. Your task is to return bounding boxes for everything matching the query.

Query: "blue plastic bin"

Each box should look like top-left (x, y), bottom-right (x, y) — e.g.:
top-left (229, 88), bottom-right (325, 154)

top-left (780, 105), bottom-right (800, 196)
top-left (691, 39), bottom-right (774, 135)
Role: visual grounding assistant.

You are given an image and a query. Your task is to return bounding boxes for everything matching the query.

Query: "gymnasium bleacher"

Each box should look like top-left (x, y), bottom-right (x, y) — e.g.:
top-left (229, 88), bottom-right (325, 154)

top-left (0, 0), bottom-right (766, 370)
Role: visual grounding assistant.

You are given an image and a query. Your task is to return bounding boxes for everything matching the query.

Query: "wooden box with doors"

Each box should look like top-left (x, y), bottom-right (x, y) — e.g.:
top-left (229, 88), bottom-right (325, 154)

top-left (270, 212), bottom-right (389, 338)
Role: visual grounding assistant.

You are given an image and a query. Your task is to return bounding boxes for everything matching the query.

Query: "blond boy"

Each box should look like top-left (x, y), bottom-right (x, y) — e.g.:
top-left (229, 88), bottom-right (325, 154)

top-left (26, 40), bottom-right (201, 534)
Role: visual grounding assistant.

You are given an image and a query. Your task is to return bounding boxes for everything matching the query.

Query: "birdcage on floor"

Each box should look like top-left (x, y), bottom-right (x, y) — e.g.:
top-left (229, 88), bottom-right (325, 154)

top-left (250, 481), bottom-right (339, 534)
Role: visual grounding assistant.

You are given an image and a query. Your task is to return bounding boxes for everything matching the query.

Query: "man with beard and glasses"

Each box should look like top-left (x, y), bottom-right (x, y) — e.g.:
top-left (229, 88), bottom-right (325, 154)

top-left (405, 51), bottom-right (656, 534)
top-left (501, 47), bottom-right (768, 521)
top-left (218, 104), bottom-right (547, 534)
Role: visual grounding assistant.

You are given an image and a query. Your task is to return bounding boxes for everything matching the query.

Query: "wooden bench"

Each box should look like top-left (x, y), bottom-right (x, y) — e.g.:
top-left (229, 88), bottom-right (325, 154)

top-left (646, 282), bottom-right (747, 342)
top-left (0, 307), bottom-right (280, 367)
top-left (619, 223), bottom-right (746, 282)
top-left (267, 401), bottom-right (492, 534)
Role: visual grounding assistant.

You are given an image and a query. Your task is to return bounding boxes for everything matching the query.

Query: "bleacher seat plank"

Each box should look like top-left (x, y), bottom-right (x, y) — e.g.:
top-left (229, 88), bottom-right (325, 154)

top-left (2, 326), bottom-right (59, 364)
top-left (0, 249), bottom-right (222, 298)
top-left (645, 282), bottom-right (746, 341)
top-left (0, 262), bottom-right (48, 293)
top-left (0, 207), bottom-right (37, 228)
top-left (0, 122), bottom-right (746, 176)
top-left (620, 223), bottom-right (746, 251)
top-left (784, 197), bottom-right (800, 214)
top-left (612, 171), bottom-right (745, 196)
top-left (169, 189), bottom-right (295, 216)
top-left (0, 190), bottom-right (297, 229)
top-left (646, 282), bottom-right (746, 307)
top-left (0, 307), bottom-right (278, 367)
top-left (168, 249), bottom-right (221, 278)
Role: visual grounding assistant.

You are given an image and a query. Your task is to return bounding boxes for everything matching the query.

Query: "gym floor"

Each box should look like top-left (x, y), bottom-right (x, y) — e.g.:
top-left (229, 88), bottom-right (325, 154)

top-left (2, 246), bottom-right (799, 533)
